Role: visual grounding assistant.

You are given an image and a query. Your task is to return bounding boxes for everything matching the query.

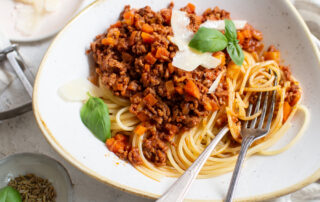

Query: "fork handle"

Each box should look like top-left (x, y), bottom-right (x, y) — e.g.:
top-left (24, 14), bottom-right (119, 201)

top-left (226, 135), bottom-right (255, 202)
top-left (157, 126), bottom-right (229, 202)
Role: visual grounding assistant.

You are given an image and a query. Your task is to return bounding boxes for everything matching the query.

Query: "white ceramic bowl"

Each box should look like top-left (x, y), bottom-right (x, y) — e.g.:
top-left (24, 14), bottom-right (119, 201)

top-left (33, 0), bottom-right (320, 201)
top-left (0, 153), bottom-right (73, 202)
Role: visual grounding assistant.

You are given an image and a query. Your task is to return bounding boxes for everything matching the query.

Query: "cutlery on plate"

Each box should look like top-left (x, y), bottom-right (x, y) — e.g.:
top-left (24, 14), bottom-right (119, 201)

top-left (225, 72), bottom-right (277, 202)
top-left (0, 29), bottom-right (34, 98)
top-left (157, 125), bottom-right (229, 202)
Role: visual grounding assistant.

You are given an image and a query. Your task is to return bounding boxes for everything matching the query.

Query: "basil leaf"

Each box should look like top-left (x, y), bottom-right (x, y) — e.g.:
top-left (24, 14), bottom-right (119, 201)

top-left (0, 186), bottom-right (22, 202)
top-left (80, 96), bottom-right (111, 142)
top-left (189, 27), bottom-right (228, 53)
top-left (224, 19), bottom-right (237, 41)
top-left (227, 41), bottom-right (244, 66)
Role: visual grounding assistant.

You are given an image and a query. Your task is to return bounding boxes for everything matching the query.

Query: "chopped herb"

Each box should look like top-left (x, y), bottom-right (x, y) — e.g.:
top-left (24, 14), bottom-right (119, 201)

top-left (8, 174), bottom-right (56, 202)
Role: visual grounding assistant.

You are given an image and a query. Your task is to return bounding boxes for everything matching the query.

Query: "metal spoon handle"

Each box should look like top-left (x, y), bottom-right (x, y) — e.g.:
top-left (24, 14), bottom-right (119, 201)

top-left (157, 126), bottom-right (229, 202)
top-left (225, 135), bottom-right (255, 202)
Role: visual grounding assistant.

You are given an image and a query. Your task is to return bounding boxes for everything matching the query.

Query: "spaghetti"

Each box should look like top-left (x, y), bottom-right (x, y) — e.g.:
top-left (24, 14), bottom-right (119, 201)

top-left (88, 4), bottom-right (309, 180)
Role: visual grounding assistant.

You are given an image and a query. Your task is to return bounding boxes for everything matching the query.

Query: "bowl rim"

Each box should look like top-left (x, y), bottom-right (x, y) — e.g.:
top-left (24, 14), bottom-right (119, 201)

top-left (32, 0), bottom-right (320, 201)
top-left (0, 152), bottom-right (73, 201)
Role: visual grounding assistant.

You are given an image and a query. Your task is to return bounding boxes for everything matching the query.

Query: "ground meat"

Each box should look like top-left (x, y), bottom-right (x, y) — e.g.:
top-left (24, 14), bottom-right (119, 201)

top-left (128, 147), bottom-right (143, 166)
top-left (237, 24), bottom-right (264, 53)
top-left (285, 83), bottom-right (301, 106)
top-left (106, 134), bottom-right (143, 166)
top-left (142, 128), bottom-right (168, 166)
top-left (106, 133), bottom-right (131, 160)
top-left (202, 6), bottom-right (230, 21)
top-left (90, 4), bottom-right (237, 167)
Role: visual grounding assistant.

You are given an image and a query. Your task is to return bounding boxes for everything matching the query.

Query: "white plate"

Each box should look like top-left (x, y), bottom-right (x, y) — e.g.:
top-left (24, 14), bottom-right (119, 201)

top-left (33, 0), bottom-right (320, 201)
top-left (0, 0), bottom-right (84, 42)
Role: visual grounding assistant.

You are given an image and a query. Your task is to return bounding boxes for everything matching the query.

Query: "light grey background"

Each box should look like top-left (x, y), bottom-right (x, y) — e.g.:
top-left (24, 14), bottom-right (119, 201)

top-left (1, 0), bottom-right (320, 201)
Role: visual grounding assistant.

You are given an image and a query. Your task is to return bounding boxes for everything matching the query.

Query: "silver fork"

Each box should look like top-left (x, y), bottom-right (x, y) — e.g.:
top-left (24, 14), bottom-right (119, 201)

top-left (225, 75), bottom-right (278, 202)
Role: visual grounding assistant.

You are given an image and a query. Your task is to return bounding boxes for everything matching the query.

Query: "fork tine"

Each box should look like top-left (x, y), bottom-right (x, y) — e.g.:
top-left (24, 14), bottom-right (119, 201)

top-left (265, 74), bottom-right (278, 130)
top-left (249, 92), bottom-right (262, 128)
top-left (258, 69), bottom-right (273, 128)
top-left (243, 104), bottom-right (253, 128)
top-left (258, 91), bottom-right (269, 128)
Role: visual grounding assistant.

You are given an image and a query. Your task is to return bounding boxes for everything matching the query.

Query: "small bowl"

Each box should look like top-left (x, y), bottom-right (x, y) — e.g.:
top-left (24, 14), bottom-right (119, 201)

top-left (0, 153), bottom-right (73, 202)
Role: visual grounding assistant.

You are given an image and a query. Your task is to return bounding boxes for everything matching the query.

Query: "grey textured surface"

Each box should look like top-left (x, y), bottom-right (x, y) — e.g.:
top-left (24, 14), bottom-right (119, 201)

top-left (0, 111), bottom-right (151, 202)
top-left (0, 0), bottom-right (320, 201)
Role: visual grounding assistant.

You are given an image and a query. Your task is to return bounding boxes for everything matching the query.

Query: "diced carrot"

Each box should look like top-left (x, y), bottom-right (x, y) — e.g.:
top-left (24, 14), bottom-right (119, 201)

top-left (145, 53), bottom-right (157, 65)
top-left (212, 51), bottom-right (226, 66)
top-left (283, 101), bottom-right (292, 123)
top-left (137, 112), bottom-right (148, 122)
top-left (168, 62), bottom-right (175, 74)
top-left (115, 133), bottom-right (126, 141)
top-left (101, 37), bottom-right (115, 45)
top-left (144, 93), bottom-right (158, 106)
top-left (242, 29), bottom-right (252, 38)
top-left (165, 81), bottom-right (175, 95)
top-left (203, 98), bottom-right (219, 112)
top-left (144, 64), bottom-right (150, 72)
top-left (123, 12), bottom-right (134, 25)
top-left (155, 47), bottom-right (170, 59)
top-left (106, 138), bottom-right (115, 149)
top-left (237, 31), bottom-right (244, 44)
top-left (141, 32), bottom-right (155, 43)
top-left (204, 100), bottom-right (212, 111)
top-left (184, 80), bottom-right (200, 99)
top-left (175, 85), bottom-right (184, 95)
top-left (186, 3), bottom-right (196, 13)
top-left (142, 23), bottom-right (153, 33)
top-left (106, 134), bottom-right (128, 153)
top-left (264, 51), bottom-right (280, 64)
top-left (129, 31), bottom-right (137, 46)
top-left (211, 101), bottom-right (219, 111)
top-left (134, 125), bottom-right (147, 135)
top-left (113, 141), bottom-right (126, 152)
top-left (110, 21), bottom-right (122, 28)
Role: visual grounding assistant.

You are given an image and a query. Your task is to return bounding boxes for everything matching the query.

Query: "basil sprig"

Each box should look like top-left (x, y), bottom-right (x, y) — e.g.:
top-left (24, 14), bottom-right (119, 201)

top-left (188, 19), bottom-right (244, 66)
top-left (0, 186), bottom-right (22, 202)
top-left (80, 95), bottom-right (111, 142)
top-left (188, 27), bottom-right (228, 53)
top-left (224, 20), bottom-right (244, 66)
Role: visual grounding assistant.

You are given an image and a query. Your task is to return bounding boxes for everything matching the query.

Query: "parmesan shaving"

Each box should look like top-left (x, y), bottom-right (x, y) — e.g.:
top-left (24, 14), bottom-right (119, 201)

top-left (208, 70), bottom-right (225, 93)
top-left (169, 10), bottom-right (220, 71)
top-left (200, 20), bottom-right (247, 30)
top-left (58, 79), bottom-right (105, 102)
